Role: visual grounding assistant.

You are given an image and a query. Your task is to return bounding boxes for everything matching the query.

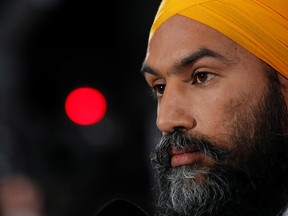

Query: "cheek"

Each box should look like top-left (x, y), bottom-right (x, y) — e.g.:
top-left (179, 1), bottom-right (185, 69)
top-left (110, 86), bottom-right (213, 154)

top-left (193, 94), bottom-right (247, 149)
top-left (194, 96), bottom-right (229, 135)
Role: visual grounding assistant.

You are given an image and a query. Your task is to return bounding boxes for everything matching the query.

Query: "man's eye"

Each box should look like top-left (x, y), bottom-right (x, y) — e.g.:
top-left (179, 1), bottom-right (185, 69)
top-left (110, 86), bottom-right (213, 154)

top-left (193, 72), bottom-right (215, 84)
top-left (153, 84), bottom-right (166, 96)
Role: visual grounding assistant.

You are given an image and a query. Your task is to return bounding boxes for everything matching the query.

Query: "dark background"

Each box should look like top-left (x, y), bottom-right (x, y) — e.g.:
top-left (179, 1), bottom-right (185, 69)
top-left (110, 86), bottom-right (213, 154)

top-left (0, 0), bottom-right (161, 216)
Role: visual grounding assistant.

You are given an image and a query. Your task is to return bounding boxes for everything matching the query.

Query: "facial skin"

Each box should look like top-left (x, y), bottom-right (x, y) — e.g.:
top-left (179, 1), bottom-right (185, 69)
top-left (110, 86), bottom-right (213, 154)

top-left (141, 15), bottom-right (288, 216)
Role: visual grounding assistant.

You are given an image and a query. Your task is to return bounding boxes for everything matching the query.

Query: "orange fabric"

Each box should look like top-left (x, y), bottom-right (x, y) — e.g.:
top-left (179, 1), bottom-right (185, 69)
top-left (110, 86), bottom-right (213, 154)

top-left (149, 0), bottom-right (288, 78)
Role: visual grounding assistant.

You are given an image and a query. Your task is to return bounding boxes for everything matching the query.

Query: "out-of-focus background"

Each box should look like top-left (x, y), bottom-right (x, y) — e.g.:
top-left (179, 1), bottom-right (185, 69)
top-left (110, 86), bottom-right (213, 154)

top-left (0, 0), bottom-right (161, 216)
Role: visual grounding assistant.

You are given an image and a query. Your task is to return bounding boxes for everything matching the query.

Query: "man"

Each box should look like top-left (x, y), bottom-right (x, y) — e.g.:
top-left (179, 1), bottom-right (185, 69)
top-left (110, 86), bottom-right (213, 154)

top-left (141, 1), bottom-right (288, 216)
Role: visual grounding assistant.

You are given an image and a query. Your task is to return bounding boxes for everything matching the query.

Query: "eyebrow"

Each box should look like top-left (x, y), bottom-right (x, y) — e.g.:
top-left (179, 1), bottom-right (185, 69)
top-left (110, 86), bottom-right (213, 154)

top-left (140, 48), bottom-right (227, 76)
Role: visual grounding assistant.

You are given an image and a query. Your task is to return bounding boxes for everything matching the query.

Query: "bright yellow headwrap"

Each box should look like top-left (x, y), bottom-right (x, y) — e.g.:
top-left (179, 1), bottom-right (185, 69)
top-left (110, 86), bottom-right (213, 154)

top-left (149, 0), bottom-right (288, 78)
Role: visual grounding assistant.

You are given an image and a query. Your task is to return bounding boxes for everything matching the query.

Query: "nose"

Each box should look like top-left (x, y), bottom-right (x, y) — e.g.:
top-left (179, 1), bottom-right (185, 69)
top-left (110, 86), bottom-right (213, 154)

top-left (156, 83), bottom-right (196, 133)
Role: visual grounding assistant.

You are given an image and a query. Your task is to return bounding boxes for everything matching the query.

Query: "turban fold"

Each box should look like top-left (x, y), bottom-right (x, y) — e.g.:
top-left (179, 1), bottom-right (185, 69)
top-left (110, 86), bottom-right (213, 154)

top-left (149, 0), bottom-right (288, 78)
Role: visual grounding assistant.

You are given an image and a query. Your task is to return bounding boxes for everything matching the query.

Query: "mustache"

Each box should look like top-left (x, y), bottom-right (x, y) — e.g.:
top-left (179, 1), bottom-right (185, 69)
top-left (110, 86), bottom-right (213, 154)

top-left (151, 129), bottom-right (228, 167)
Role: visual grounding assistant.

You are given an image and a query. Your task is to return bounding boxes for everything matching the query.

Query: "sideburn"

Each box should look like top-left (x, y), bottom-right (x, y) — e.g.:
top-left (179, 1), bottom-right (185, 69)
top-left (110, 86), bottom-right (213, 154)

top-left (222, 65), bottom-right (288, 216)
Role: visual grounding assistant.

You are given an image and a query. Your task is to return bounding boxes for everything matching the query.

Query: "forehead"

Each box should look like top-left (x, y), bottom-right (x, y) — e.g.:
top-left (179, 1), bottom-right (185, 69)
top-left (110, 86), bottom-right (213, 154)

top-left (144, 14), bottom-right (258, 70)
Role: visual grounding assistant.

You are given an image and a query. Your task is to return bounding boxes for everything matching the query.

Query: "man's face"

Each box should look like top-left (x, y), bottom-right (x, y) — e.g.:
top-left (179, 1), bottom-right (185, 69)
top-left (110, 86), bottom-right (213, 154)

top-left (142, 15), bottom-right (288, 216)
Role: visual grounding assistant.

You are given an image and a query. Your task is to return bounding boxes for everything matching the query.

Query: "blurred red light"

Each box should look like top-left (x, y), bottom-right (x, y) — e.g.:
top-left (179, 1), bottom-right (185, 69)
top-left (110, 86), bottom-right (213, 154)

top-left (65, 87), bottom-right (107, 125)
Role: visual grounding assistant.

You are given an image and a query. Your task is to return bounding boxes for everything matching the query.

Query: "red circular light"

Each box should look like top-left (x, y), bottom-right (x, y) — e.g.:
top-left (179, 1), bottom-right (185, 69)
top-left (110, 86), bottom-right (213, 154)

top-left (65, 87), bottom-right (107, 125)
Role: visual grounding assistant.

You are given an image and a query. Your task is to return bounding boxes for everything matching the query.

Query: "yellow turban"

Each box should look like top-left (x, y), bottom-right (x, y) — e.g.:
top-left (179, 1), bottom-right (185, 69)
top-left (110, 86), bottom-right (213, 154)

top-left (149, 0), bottom-right (288, 78)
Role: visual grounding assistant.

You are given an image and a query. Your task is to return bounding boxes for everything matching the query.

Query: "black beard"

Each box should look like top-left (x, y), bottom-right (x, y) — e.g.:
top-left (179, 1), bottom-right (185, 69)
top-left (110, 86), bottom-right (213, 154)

top-left (150, 70), bottom-right (288, 216)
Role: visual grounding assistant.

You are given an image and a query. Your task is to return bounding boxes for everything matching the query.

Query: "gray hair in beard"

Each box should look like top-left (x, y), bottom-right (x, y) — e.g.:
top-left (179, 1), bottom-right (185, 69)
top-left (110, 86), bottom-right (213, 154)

top-left (162, 166), bottom-right (229, 216)
top-left (151, 132), bottom-right (230, 216)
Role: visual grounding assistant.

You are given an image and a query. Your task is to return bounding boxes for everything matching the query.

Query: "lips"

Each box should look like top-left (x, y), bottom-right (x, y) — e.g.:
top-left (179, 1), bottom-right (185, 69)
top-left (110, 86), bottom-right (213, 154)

top-left (170, 148), bottom-right (203, 168)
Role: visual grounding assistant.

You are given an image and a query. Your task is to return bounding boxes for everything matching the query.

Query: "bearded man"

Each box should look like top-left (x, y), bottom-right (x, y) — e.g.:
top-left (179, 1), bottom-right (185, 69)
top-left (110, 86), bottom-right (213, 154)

top-left (141, 1), bottom-right (288, 215)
